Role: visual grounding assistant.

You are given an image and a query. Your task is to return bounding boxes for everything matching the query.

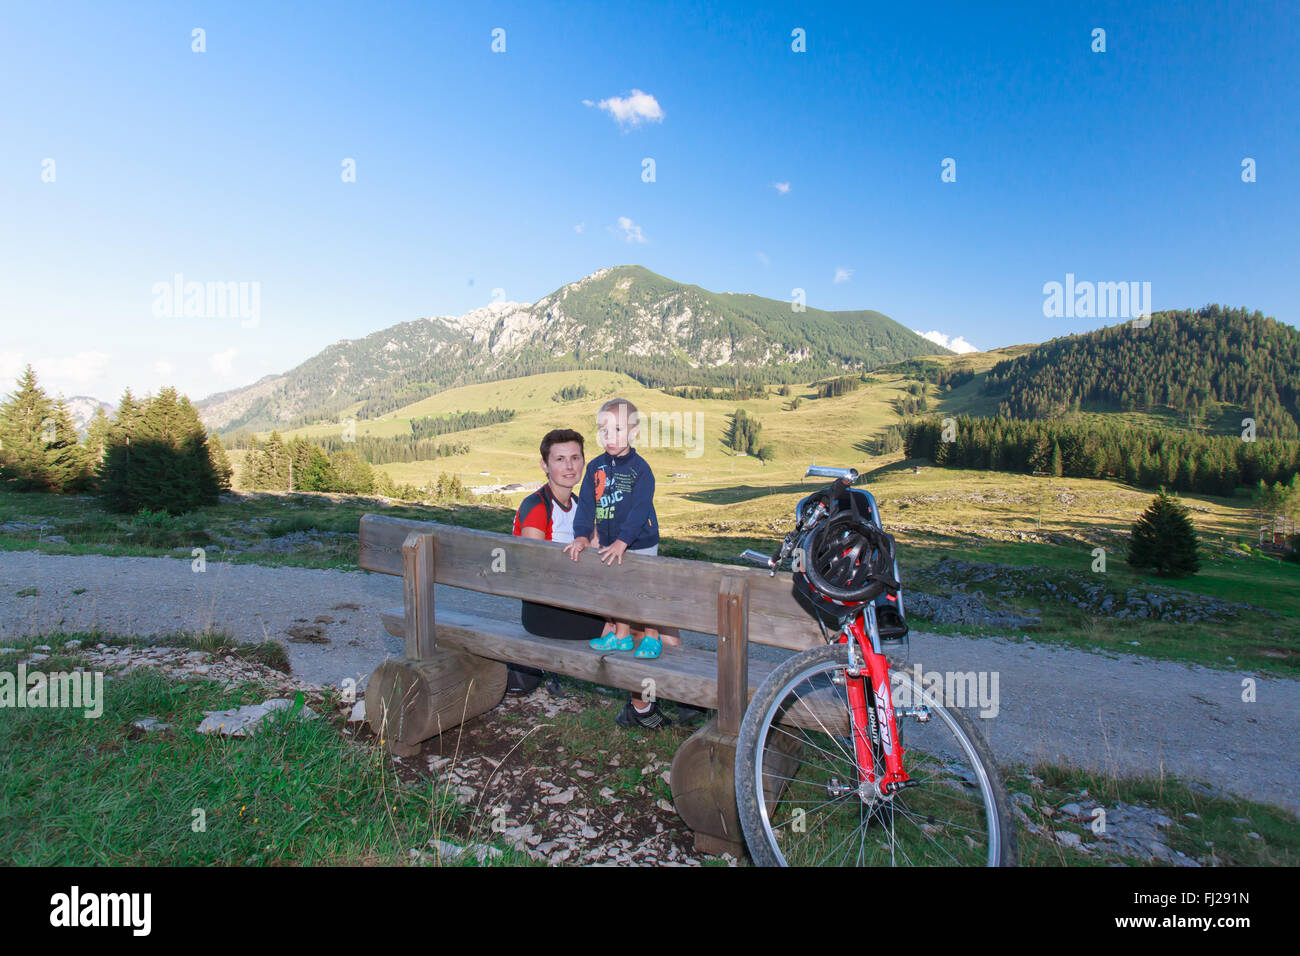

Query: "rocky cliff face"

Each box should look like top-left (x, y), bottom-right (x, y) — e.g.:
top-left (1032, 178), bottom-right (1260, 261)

top-left (63, 396), bottom-right (115, 435)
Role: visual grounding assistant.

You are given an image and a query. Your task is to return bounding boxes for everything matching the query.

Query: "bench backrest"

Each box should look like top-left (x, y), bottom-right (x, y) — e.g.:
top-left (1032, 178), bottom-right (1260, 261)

top-left (358, 515), bottom-right (821, 652)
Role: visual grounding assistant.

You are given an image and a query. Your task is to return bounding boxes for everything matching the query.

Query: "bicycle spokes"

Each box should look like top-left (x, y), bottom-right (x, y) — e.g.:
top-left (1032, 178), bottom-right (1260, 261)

top-left (750, 655), bottom-right (1005, 866)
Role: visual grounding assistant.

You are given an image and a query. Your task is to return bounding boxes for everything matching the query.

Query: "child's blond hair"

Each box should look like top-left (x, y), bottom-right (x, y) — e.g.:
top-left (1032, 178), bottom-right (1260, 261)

top-left (597, 397), bottom-right (639, 429)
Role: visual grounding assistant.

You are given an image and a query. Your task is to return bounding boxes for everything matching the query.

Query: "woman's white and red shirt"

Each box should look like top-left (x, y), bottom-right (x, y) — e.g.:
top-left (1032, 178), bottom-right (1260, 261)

top-left (511, 484), bottom-right (576, 544)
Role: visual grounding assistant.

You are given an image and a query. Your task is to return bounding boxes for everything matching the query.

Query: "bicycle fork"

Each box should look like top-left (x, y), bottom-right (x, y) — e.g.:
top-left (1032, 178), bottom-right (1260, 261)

top-left (840, 607), bottom-right (912, 799)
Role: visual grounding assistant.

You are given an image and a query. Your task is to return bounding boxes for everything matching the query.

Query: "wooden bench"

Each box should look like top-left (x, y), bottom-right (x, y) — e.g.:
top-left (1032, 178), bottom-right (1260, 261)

top-left (357, 514), bottom-right (827, 857)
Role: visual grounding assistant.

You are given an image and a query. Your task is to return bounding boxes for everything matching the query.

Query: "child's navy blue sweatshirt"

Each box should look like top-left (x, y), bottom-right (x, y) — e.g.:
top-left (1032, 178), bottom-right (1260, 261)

top-left (572, 448), bottom-right (659, 550)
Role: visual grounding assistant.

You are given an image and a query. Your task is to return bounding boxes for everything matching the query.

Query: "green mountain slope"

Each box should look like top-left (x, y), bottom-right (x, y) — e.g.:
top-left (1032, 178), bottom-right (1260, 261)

top-left (198, 265), bottom-right (947, 432)
top-left (982, 305), bottom-right (1300, 439)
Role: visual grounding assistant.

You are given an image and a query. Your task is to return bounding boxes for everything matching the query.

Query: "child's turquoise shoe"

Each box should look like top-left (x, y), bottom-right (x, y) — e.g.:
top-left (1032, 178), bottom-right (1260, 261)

top-left (590, 632), bottom-right (634, 651)
top-left (634, 635), bottom-right (663, 659)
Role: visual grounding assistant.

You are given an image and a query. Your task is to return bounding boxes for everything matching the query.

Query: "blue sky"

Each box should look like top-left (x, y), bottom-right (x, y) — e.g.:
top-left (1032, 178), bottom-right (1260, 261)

top-left (1, 0), bottom-right (1296, 402)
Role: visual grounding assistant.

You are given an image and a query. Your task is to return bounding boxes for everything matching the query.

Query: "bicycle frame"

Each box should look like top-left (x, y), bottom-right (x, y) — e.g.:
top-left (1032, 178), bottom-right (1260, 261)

top-left (840, 605), bottom-right (912, 795)
top-left (743, 465), bottom-right (913, 796)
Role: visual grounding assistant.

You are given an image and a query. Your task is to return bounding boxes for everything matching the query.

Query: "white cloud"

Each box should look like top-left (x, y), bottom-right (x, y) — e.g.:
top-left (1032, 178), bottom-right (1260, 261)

top-left (155, 359), bottom-right (175, 378)
top-left (0, 352), bottom-right (23, 383)
top-left (914, 329), bottom-right (980, 354)
top-left (574, 222), bottom-right (585, 234)
top-left (756, 252), bottom-right (770, 266)
top-left (210, 348), bottom-right (238, 376)
top-left (587, 89), bottom-right (664, 128)
top-left (617, 216), bottom-right (647, 243)
top-left (833, 267), bottom-right (852, 284)
top-left (35, 351), bottom-right (113, 391)
top-left (773, 181), bottom-right (791, 194)
top-left (0, 351), bottom-right (113, 396)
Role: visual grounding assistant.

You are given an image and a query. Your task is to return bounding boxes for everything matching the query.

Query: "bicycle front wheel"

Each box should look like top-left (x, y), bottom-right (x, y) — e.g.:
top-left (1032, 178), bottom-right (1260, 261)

top-left (735, 643), bottom-right (1017, 866)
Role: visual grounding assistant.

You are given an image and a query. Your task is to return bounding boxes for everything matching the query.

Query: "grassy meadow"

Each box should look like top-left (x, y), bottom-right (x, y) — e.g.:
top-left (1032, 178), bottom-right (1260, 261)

top-left (4, 355), bottom-right (1297, 673)
top-left (262, 352), bottom-right (1019, 510)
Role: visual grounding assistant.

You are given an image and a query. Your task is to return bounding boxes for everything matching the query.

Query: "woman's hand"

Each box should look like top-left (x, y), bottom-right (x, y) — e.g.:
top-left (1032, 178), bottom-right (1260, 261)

top-left (563, 537), bottom-right (590, 561)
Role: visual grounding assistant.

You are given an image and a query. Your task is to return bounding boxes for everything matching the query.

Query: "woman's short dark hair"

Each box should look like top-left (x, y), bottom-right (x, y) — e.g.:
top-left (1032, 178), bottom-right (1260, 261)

top-left (540, 428), bottom-right (585, 462)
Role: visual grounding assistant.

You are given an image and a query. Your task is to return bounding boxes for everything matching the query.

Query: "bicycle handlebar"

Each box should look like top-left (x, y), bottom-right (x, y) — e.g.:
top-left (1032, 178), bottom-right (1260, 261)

top-left (805, 465), bottom-right (859, 483)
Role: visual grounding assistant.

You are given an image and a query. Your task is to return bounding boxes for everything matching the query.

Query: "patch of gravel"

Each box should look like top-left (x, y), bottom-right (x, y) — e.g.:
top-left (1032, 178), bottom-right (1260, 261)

top-left (0, 520), bottom-right (55, 535)
top-left (2, 550), bottom-right (1299, 816)
top-left (81, 642), bottom-right (322, 696)
top-left (894, 629), bottom-right (1300, 816)
top-left (394, 688), bottom-right (722, 867)
top-left (0, 550), bottom-right (409, 692)
top-left (219, 529), bottom-right (353, 555)
top-left (906, 591), bottom-right (1041, 629)
top-left (1008, 786), bottom-right (1207, 866)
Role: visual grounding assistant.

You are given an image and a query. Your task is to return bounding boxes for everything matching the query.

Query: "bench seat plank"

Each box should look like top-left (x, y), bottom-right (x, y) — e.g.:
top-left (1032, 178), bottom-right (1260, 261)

top-left (380, 607), bottom-right (748, 708)
top-left (377, 607), bottom-right (848, 732)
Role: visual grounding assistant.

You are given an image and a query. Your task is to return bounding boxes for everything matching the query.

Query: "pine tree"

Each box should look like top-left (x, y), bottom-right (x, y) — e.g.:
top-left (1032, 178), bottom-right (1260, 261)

top-left (45, 397), bottom-right (93, 492)
top-left (97, 388), bottom-right (223, 514)
top-left (1127, 489), bottom-right (1200, 577)
top-left (373, 468), bottom-right (397, 498)
top-left (207, 433), bottom-right (234, 492)
top-left (1286, 474), bottom-right (1300, 523)
top-left (330, 450), bottom-right (374, 494)
top-left (113, 388), bottom-right (142, 441)
top-left (84, 406), bottom-right (113, 467)
top-left (243, 436), bottom-right (266, 488)
top-left (0, 366), bottom-right (91, 492)
top-left (264, 431), bottom-right (290, 490)
top-left (727, 408), bottom-right (763, 454)
top-left (288, 437), bottom-right (332, 491)
top-left (0, 365), bottom-right (54, 489)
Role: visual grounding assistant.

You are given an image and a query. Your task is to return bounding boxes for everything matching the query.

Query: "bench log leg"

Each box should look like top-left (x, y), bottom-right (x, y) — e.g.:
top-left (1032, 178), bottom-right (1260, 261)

top-left (367, 650), bottom-right (507, 755)
top-left (671, 714), bottom-right (805, 857)
top-left (670, 575), bottom-right (753, 858)
top-left (670, 716), bottom-right (744, 857)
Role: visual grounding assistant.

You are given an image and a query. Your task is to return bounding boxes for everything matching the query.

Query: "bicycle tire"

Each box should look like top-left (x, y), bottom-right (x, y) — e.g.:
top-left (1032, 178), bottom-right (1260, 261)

top-left (735, 642), bottom-right (1017, 866)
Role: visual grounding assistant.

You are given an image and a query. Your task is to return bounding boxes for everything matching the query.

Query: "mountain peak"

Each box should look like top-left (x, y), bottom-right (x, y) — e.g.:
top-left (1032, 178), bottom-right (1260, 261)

top-left (198, 265), bottom-right (945, 431)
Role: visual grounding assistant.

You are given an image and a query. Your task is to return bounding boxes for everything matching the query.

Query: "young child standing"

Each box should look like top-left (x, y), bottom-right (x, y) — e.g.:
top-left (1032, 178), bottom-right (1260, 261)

top-left (564, 398), bottom-right (673, 659)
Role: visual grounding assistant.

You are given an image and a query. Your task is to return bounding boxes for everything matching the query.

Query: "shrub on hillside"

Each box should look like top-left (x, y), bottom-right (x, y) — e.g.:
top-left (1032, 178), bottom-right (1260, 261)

top-left (1127, 488), bottom-right (1201, 577)
top-left (328, 450), bottom-right (375, 494)
top-left (428, 472), bottom-right (466, 502)
top-left (553, 384), bottom-right (589, 402)
top-left (97, 388), bottom-right (228, 515)
top-left (727, 409), bottom-right (762, 454)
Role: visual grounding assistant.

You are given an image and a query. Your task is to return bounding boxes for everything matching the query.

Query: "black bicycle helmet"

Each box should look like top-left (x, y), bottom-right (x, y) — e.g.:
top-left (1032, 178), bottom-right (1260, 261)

top-left (794, 510), bottom-right (900, 606)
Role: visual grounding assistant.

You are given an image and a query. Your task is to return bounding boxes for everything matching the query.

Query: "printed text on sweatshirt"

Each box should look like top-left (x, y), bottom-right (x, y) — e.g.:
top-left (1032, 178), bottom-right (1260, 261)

top-left (572, 448), bottom-right (659, 550)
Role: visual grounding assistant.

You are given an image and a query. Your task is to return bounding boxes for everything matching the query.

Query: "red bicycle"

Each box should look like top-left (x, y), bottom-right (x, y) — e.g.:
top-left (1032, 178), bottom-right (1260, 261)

top-left (735, 466), bottom-right (1017, 866)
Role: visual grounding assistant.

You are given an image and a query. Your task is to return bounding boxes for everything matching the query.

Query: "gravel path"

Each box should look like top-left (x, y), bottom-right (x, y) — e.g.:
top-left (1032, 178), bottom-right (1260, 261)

top-left (4, 550), bottom-right (1297, 815)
